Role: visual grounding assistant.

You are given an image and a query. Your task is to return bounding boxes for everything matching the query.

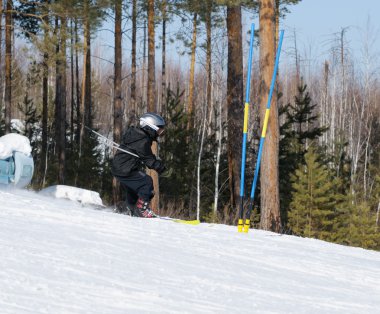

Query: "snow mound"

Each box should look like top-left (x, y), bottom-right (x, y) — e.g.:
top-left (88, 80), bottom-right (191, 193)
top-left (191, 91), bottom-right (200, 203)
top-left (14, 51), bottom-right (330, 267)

top-left (0, 133), bottom-right (32, 159)
top-left (39, 185), bottom-right (103, 206)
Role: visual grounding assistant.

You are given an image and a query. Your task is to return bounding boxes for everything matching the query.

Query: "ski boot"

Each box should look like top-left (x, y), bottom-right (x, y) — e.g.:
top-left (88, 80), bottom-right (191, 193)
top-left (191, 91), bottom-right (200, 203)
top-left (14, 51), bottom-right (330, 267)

top-left (133, 198), bottom-right (157, 218)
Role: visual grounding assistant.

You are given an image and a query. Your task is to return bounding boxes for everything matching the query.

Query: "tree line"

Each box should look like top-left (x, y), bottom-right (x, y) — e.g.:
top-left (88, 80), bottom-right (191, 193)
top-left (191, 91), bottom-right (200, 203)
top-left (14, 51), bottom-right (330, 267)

top-left (0, 0), bottom-right (379, 250)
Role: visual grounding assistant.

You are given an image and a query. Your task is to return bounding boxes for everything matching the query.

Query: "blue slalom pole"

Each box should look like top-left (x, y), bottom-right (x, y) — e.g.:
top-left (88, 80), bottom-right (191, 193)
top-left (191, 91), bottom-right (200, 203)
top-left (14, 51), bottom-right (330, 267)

top-left (238, 23), bottom-right (255, 232)
top-left (243, 29), bottom-right (285, 233)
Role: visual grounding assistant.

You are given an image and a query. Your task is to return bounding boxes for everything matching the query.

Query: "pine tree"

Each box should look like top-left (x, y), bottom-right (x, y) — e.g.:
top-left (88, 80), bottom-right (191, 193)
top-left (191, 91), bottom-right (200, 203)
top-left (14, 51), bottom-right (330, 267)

top-left (66, 130), bottom-right (103, 193)
top-left (280, 84), bottom-right (328, 228)
top-left (289, 145), bottom-right (340, 241)
top-left (159, 87), bottom-right (196, 218)
top-left (335, 199), bottom-right (380, 250)
top-left (17, 93), bottom-right (40, 147)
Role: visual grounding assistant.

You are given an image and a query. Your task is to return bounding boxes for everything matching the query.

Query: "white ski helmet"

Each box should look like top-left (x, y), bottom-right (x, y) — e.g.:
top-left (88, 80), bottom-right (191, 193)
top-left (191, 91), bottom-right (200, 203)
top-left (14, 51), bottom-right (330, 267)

top-left (139, 112), bottom-right (166, 136)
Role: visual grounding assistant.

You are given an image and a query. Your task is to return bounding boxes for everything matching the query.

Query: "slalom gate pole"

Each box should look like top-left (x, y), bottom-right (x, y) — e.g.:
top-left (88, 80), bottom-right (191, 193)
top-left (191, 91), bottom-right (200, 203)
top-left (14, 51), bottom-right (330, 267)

top-left (238, 23), bottom-right (255, 233)
top-left (243, 30), bottom-right (285, 233)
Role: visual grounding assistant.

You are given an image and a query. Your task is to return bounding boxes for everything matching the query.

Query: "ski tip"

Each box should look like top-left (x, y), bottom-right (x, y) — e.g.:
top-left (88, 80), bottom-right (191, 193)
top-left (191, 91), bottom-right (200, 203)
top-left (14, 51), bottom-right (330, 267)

top-left (172, 219), bottom-right (200, 225)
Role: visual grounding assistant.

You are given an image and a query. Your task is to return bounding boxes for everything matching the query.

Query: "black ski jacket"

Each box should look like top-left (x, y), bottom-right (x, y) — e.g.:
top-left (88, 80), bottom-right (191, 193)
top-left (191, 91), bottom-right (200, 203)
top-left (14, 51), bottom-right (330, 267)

top-left (112, 126), bottom-right (165, 177)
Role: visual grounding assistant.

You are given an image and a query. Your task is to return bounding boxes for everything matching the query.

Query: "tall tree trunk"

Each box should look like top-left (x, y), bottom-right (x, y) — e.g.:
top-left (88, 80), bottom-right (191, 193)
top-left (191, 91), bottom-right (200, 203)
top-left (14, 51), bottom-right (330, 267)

top-left (70, 19), bottom-right (74, 143)
top-left (41, 51), bottom-right (48, 187)
top-left (80, 1), bottom-right (91, 154)
top-left (142, 20), bottom-right (146, 107)
top-left (60, 16), bottom-right (67, 184)
top-left (161, 0), bottom-right (166, 113)
top-left (186, 11), bottom-right (198, 209)
top-left (40, 10), bottom-right (49, 188)
top-left (147, 0), bottom-right (156, 110)
top-left (322, 60), bottom-right (329, 146)
top-left (197, 113), bottom-right (207, 221)
top-left (187, 13), bottom-right (197, 128)
top-left (206, 0), bottom-right (212, 124)
top-left (131, 0), bottom-right (137, 114)
top-left (226, 5), bottom-right (243, 216)
top-left (54, 17), bottom-right (60, 166)
top-left (84, 14), bottom-right (91, 128)
top-left (293, 29), bottom-right (300, 84)
top-left (79, 26), bottom-right (87, 150)
top-left (259, 0), bottom-right (281, 232)
top-left (275, 0), bottom-right (279, 46)
top-left (213, 99), bottom-right (222, 220)
top-left (55, 16), bottom-right (67, 184)
top-left (0, 0), bottom-right (3, 114)
top-left (75, 18), bottom-right (80, 144)
top-left (113, 0), bottom-right (122, 204)
top-left (147, 0), bottom-right (159, 212)
top-left (376, 201), bottom-right (380, 233)
top-left (4, 0), bottom-right (12, 134)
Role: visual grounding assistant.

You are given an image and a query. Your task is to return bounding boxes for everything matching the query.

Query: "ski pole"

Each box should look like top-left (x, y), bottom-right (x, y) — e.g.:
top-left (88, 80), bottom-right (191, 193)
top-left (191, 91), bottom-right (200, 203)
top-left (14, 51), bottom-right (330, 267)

top-left (85, 126), bottom-right (118, 147)
top-left (85, 126), bottom-right (139, 158)
top-left (238, 23), bottom-right (255, 233)
top-left (243, 29), bottom-right (285, 233)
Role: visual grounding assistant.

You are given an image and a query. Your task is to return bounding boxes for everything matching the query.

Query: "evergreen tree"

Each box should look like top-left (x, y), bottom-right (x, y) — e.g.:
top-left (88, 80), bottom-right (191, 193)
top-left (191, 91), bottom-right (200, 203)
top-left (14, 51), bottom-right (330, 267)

top-left (288, 145), bottom-right (341, 241)
top-left (17, 93), bottom-right (40, 150)
top-left (66, 129), bottom-right (103, 193)
top-left (335, 198), bottom-right (380, 250)
top-left (333, 116), bottom-right (380, 250)
top-left (159, 87), bottom-right (196, 218)
top-left (279, 84), bottom-right (328, 228)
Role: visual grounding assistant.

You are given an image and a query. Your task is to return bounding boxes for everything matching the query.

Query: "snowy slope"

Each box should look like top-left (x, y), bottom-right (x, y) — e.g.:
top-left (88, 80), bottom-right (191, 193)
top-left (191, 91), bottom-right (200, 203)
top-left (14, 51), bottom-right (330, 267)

top-left (0, 188), bottom-right (380, 314)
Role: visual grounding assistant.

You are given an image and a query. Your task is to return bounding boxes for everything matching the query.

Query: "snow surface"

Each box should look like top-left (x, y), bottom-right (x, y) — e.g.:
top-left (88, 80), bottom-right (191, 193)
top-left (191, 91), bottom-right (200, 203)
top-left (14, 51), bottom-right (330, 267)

top-left (1, 188), bottom-right (380, 314)
top-left (0, 133), bottom-right (32, 159)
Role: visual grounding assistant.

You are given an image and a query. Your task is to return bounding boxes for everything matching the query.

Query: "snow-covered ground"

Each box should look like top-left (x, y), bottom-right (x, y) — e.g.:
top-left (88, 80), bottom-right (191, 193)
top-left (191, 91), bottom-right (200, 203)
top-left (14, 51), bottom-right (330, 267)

top-left (0, 188), bottom-right (380, 314)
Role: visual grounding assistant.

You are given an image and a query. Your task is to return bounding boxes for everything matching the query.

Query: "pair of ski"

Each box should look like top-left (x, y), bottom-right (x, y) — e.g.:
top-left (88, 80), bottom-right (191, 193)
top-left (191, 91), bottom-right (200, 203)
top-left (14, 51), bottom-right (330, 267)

top-left (114, 202), bottom-right (199, 225)
top-left (238, 25), bottom-right (285, 233)
top-left (116, 209), bottom-right (199, 225)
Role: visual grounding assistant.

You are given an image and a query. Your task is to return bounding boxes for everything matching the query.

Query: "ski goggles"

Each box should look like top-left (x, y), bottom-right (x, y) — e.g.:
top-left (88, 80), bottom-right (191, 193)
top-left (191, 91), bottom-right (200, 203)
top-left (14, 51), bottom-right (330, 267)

top-left (157, 128), bottom-right (165, 137)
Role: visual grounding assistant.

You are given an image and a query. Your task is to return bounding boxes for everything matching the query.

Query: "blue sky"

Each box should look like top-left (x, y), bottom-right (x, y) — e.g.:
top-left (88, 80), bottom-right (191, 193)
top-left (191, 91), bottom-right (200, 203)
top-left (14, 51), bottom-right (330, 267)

top-left (278, 0), bottom-right (380, 63)
top-left (93, 0), bottom-right (380, 73)
top-left (283, 0), bottom-right (379, 34)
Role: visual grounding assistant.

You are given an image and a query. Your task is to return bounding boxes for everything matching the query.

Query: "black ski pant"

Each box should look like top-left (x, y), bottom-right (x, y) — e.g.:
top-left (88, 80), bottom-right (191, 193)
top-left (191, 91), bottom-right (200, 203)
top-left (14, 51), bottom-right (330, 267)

top-left (115, 170), bottom-right (154, 204)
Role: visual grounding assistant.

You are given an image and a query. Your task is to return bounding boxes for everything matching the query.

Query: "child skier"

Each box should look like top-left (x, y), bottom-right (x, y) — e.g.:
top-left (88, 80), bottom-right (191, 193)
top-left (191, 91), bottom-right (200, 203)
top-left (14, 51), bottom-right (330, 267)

top-left (112, 113), bottom-right (166, 218)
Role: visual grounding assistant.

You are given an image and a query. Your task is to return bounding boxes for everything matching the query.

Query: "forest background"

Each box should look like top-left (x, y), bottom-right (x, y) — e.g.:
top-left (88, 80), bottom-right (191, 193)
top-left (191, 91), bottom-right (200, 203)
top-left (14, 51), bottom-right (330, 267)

top-left (0, 0), bottom-right (379, 250)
